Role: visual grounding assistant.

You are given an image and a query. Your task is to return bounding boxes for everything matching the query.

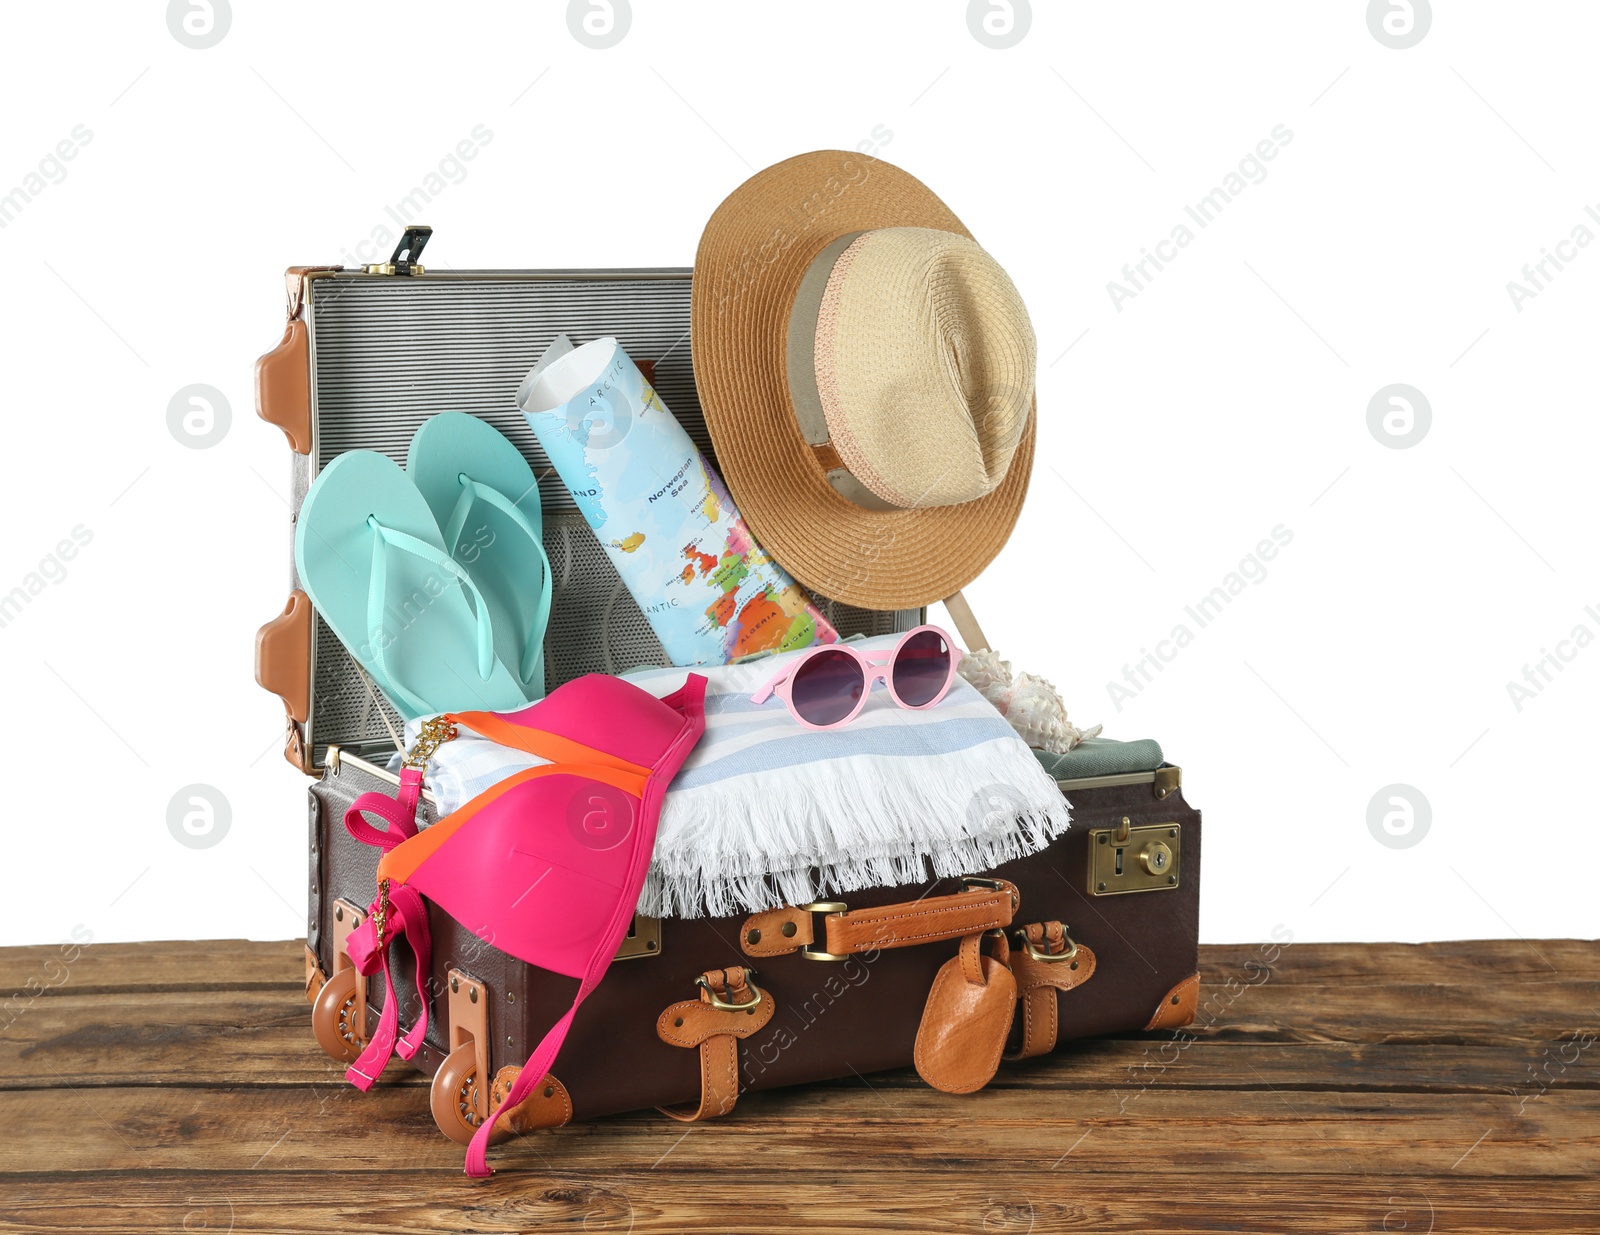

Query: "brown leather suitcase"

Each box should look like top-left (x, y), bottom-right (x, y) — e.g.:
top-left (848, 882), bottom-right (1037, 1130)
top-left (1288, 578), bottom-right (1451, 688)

top-left (257, 242), bottom-right (1202, 1146)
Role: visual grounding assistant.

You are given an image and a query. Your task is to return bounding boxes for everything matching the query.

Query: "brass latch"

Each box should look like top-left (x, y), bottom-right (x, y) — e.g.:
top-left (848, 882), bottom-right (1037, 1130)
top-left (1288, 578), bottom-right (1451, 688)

top-left (614, 914), bottom-right (662, 961)
top-left (363, 225), bottom-right (432, 276)
top-left (1088, 818), bottom-right (1181, 895)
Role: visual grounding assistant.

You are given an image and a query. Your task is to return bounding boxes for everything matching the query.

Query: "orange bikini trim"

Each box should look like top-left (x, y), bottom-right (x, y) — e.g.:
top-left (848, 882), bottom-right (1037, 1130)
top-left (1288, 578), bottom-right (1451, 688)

top-left (377, 761), bottom-right (650, 886)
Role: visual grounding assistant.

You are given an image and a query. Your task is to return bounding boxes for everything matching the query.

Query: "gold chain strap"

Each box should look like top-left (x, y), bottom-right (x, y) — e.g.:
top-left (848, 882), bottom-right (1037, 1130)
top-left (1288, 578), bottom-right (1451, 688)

top-left (402, 716), bottom-right (457, 769)
top-left (372, 877), bottom-right (392, 950)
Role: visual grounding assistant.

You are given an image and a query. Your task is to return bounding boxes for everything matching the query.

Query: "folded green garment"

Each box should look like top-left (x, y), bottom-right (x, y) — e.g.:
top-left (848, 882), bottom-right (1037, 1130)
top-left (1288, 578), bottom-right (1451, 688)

top-left (1033, 737), bottom-right (1165, 781)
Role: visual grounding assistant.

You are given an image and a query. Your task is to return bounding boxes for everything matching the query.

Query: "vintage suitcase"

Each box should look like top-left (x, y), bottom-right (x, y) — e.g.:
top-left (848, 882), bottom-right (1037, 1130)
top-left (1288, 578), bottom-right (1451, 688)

top-left (255, 237), bottom-right (1202, 1149)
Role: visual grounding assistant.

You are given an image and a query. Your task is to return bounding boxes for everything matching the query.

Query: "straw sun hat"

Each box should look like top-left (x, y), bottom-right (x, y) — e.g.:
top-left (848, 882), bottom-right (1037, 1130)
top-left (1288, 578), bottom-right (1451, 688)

top-left (691, 150), bottom-right (1037, 612)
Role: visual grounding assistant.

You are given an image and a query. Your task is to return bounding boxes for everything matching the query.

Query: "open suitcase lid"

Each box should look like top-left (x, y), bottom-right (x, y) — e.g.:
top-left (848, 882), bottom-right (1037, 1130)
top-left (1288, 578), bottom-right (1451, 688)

top-left (256, 246), bottom-right (923, 772)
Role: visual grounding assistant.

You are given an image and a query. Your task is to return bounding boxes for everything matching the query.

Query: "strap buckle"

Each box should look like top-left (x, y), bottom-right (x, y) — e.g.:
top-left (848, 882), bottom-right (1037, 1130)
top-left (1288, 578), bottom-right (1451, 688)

top-left (797, 901), bottom-right (850, 962)
top-left (961, 876), bottom-right (1020, 913)
top-left (1013, 925), bottom-right (1079, 963)
top-left (695, 970), bottom-right (765, 1011)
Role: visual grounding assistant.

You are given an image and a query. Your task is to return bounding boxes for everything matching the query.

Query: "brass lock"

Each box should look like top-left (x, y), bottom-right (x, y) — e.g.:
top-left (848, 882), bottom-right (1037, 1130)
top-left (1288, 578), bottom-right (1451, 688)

top-left (1139, 841), bottom-right (1173, 876)
top-left (1087, 819), bottom-right (1181, 895)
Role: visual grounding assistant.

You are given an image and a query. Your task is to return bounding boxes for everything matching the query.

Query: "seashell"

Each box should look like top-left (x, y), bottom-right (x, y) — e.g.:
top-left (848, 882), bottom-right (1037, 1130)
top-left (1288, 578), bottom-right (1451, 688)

top-left (957, 650), bottom-right (1100, 754)
top-left (956, 648), bottom-right (1014, 698)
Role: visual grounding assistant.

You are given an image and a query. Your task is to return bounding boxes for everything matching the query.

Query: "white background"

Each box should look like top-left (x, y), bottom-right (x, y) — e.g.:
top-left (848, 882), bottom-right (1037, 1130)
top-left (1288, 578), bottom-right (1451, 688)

top-left (1, 1), bottom-right (1594, 948)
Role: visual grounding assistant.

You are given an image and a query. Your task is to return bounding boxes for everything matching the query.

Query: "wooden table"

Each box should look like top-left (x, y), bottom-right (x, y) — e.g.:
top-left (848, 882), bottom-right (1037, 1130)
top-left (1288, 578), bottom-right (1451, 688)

top-left (1, 939), bottom-right (1594, 1233)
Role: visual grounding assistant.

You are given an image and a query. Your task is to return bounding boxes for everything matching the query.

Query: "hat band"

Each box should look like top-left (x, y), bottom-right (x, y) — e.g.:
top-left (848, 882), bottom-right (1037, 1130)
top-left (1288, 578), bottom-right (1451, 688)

top-left (785, 231), bottom-right (902, 512)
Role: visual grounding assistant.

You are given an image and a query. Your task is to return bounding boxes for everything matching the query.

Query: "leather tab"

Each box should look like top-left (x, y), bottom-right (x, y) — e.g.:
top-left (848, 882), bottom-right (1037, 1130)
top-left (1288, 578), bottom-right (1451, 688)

top-left (1012, 925), bottom-right (1097, 994)
top-left (657, 972), bottom-right (774, 1048)
top-left (740, 906), bottom-right (814, 957)
top-left (657, 967), bottom-right (773, 1123)
top-left (1007, 924), bottom-right (1097, 1061)
top-left (826, 880), bottom-right (1018, 955)
top-left (914, 934), bottom-right (1016, 1094)
top-left (490, 1068), bottom-right (572, 1133)
top-left (1146, 973), bottom-right (1200, 1030)
top-left (256, 318), bottom-right (312, 454)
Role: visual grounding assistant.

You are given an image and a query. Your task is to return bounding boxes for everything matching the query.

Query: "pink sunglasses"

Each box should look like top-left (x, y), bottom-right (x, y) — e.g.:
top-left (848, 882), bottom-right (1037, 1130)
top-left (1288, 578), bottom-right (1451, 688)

top-left (750, 625), bottom-right (963, 730)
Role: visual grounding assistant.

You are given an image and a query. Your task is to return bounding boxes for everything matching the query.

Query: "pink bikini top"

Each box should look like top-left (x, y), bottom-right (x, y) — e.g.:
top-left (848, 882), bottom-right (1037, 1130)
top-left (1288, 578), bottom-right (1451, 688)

top-left (342, 671), bottom-right (707, 1176)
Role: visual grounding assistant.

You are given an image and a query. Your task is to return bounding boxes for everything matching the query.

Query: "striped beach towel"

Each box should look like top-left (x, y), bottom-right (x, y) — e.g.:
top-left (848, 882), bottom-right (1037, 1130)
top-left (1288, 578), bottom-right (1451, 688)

top-left (398, 634), bottom-right (1071, 919)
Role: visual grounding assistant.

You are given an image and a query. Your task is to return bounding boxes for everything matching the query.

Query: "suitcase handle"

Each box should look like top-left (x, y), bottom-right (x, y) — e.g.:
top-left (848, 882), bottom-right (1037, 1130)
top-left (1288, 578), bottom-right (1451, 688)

top-left (739, 878), bottom-right (1019, 960)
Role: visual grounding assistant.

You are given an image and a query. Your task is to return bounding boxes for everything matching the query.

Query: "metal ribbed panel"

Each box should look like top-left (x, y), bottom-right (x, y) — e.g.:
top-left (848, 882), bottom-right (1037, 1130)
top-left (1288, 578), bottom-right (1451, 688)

top-left (307, 274), bottom-right (707, 506)
top-left (301, 271), bottom-right (918, 759)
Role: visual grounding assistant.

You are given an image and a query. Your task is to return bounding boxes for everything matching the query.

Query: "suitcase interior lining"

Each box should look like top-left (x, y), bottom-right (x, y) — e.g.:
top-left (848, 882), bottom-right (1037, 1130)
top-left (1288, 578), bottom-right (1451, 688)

top-left (298, 271), bottom-right (917, 764)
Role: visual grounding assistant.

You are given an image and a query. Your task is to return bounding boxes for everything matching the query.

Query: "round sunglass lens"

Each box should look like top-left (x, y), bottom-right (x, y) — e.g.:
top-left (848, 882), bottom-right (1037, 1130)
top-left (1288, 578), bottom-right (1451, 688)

top-left (788, 649), bottom-right (865, 726)
top-left (892, 630), bottom-right (952, 707)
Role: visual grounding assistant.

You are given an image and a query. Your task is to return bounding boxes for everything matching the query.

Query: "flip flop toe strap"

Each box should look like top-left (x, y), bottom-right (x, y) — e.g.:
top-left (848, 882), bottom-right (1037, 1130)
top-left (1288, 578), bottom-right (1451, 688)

top-left (365, 517), bottom-right (498, 714)
top-left (443, 477), bottom-right (554, 686)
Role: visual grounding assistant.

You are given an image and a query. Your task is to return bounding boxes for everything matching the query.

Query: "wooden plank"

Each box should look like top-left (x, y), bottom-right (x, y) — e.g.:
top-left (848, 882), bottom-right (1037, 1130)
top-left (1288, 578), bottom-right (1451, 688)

top-left (6, 987), bottom-right (1598, 1098)
top-left (0, 1083), bottom-right (1592, 1177)
top-left (0, 939), bottom-right (301, 997)
top-left (5, 981), bottom-right (1597, 1090)
top-left (2, 1172), bottom-right (1594, 1235)
top-left (1201, 938), bottom-right (1598, 985)
top-left (1, 939), bottom-right (1593, 1232)
top-left (1173, 979), bottom-right (1600, 1045)
top-left (6, 953), bottom-right (1593, 1087)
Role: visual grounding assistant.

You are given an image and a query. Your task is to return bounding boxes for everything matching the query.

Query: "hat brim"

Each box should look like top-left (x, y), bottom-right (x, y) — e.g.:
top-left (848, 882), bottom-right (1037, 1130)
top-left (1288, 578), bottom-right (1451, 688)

top-left (691, 150), bottom-right (1033, 612)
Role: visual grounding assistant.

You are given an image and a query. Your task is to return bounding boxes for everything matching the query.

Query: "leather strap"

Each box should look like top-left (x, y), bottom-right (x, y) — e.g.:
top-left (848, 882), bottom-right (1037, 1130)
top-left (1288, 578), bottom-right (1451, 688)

top-left (740, 880), bottom-right (1018, 959)
top-left (740, 906), bottom-right (813, 956)
top-left (1005, 922), bottom-right (1097, 1061)
top-left (656, 967), bottom-right (775, 1122)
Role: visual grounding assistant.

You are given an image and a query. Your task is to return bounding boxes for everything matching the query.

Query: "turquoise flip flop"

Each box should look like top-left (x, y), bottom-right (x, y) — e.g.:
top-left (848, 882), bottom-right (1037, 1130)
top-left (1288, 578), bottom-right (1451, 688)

top-left (407, 413), bottom-right (553, 698)
top-left (294, 449), bottom-right (535, 719)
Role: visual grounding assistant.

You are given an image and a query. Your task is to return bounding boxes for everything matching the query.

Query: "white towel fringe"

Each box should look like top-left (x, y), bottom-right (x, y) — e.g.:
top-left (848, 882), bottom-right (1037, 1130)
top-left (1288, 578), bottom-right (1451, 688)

top-left (636, 741), bottom-right (1070, 919)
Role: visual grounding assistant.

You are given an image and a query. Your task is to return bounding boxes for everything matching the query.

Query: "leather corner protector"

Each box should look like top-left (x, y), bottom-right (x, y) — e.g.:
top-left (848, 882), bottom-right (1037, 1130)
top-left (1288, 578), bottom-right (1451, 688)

top-left (284, 721), bottom-right (311, 775)
top-left (256, 591), bottom-right (312, 724)
top-left (304, 946), bottom-right (325, 1003)
top-left (256, 318), bottom-right (312, 454)
top-left (1145, 973), bottom-right (1200, 1031)
top-left (490, 1067), bottom-right (572, 1133)
top-left (284, 265), bottom-right (340, 318)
